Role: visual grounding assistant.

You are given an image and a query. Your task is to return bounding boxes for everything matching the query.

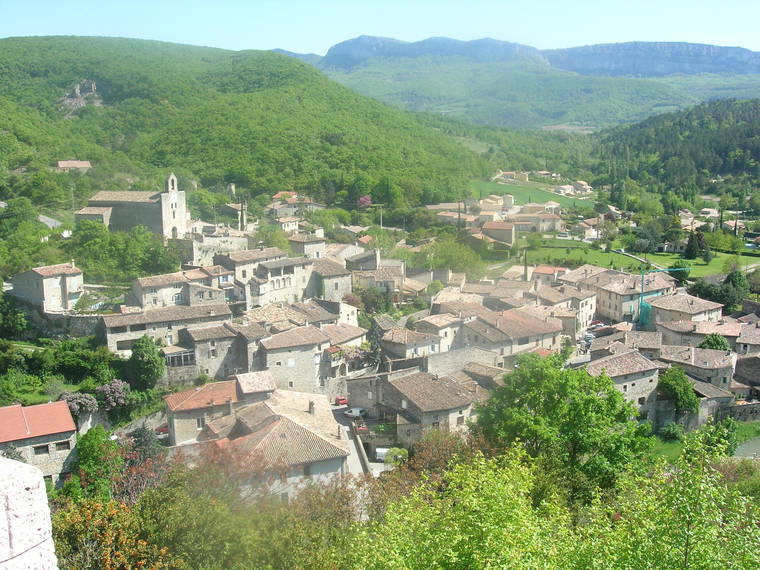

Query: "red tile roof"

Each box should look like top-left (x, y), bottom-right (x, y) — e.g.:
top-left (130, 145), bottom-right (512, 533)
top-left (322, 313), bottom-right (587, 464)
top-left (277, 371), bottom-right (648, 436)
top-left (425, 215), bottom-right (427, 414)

top-left (0, 401), bottom-right (76, 443)
top-left (164, 381), bottom-right (238, 412)
top-left (30, 263), bottom-right (82, 277)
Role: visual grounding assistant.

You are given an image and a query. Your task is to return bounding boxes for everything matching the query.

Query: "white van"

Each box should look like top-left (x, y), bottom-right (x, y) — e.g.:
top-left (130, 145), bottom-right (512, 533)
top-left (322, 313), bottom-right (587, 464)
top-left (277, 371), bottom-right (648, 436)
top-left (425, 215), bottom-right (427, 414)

top-left (375, 447), bottom-right (390, 462)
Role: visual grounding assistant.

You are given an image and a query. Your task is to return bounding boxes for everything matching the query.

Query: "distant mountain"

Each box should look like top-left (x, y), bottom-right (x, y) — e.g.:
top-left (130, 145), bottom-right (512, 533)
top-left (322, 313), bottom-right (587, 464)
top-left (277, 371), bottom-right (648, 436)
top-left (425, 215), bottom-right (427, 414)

top-left (544, 42), bottom-right (760, 77)
top-left (320, 36), bottom-right (544, 69)
top-left (271, 48), bottom-right (322, 66)
top-left (274, 36), bottom-right (760, 128)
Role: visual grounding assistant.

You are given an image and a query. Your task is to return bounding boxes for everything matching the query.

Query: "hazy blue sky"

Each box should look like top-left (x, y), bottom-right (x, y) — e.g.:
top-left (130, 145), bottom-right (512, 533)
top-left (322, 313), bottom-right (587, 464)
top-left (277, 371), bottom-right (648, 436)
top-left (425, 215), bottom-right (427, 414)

top-left (2, 0), bottom-right (759, 54)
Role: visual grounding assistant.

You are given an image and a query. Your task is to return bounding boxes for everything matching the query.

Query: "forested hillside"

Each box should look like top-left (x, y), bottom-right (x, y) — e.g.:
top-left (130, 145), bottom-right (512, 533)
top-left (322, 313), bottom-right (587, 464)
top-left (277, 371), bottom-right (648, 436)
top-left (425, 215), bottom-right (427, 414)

top-left (596, 99), bottom-right (760, 209)
top-left (0, 36), bottom-right (492, 210)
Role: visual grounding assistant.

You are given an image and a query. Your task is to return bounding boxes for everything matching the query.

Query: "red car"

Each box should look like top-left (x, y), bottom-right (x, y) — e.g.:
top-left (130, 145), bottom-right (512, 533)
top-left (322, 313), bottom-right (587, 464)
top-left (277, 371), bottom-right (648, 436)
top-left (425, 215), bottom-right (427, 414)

top-left (334, 396), bottom-right (349, 406)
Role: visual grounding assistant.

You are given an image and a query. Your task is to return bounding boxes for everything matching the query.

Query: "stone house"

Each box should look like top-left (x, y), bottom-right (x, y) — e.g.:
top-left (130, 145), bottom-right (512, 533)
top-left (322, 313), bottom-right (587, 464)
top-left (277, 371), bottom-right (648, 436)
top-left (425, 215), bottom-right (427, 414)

top-left (348, 371), bottom-right (477, 449)
top-left (656, 319), bottom-right (743, 349)
top-left (0, 401), bottom-right (77, 486)
top-left (277, 217), bottom-right (301, 233)
top-left (79, 173), bottom-right (188, 239)
top-left (269, 197), bottom-right (325, 218)
top-left (505, 212), bottom-right (564, 232)
top-left (345, 249), bottom-right (380, 271)
top-left (259, 326), bottom-right (331, 393)
top-left (288, 234), bottom-right (326, 259)
top-left (413, 313), bottom-right (463, 352)
top-left (586, 350), bottom-right (660, 418)
top-left (248, 257), bottom-right (315, 308)
top-left (381, 328), bottom-right (442, 359)
top-left (11, 262), bottom-right (84, 313)
top-left (57, 159), bottom-right (91, 172)
top-left (198, 390), bottom-right (348, 498)
top-left (736, 322), bottom-right (760, 355)
top-left (658, 345), bottom-right (737, 389)
top-left (130, 265), bottom-right (236, 310)
top-left (647, 293), bottom-right (723, 325)
top-left (164, 374), bottom-right (276, 446)
top-left (162, 322), bottom-right (268, 385)
top-left (480, 221), bottom-right (516, 245)
top-left (214, 247), bottom-right (288, 285)
top-left (172, 229), bottom-right (252, 267)
top-left (100, 303), bottom-right (232, 352)
top-left (312, 258), bottom-right (353, 303)
top-left (531, 266), bottom-right (569, 286)
top-left (561, 265), bottom-right (676, 322)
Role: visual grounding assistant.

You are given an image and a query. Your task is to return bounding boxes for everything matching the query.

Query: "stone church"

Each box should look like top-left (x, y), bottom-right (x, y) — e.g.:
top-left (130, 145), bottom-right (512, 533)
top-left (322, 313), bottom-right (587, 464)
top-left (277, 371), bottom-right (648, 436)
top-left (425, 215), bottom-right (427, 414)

top-left (75, 173), bottom-right (188, 239)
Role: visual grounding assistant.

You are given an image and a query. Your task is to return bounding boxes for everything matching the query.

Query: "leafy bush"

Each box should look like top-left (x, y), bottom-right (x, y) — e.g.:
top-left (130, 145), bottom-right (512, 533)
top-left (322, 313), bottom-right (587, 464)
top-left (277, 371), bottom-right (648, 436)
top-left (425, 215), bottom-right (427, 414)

top-left (659, 421), bottom-right (685, 442)
top-left (60, 391), bottom-right (98, 419)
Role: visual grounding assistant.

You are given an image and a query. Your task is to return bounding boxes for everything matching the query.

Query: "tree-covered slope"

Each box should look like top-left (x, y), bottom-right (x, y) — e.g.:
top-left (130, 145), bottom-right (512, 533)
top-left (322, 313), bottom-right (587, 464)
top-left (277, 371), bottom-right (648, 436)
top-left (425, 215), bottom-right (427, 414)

top-left (594, 98), bottom-right (760, 209)
top-left (0, 36), bottom-right (490, 209)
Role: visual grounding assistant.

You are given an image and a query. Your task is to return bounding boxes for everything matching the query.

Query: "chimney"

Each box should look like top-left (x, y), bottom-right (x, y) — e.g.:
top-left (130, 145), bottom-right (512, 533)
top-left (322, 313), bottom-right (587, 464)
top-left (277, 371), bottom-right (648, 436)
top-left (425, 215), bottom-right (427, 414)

top-left (70, 259), bottom-right (76, 268)
top-left (227, 397), bottom-right (234, 416)
top-left (308, 400), bottom-right (315, 415)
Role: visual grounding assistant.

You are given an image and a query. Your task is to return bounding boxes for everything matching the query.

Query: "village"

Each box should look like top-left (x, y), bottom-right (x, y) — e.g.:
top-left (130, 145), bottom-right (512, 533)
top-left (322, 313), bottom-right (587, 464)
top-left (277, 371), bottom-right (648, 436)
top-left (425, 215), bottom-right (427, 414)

top-left (1, 170), bottom-right (759, 499)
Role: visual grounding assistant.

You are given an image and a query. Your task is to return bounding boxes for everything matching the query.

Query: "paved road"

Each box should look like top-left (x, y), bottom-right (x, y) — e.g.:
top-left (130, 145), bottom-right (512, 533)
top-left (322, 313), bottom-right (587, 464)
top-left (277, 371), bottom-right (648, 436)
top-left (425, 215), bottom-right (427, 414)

top-left (332, 406), bottom-right (365, 475)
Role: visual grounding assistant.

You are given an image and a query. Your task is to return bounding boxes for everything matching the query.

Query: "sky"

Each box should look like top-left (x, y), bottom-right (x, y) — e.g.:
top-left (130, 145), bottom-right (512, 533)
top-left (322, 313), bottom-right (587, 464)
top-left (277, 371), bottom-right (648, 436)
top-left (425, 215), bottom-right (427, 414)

top-left (2, 0), bottom-right (760, 55)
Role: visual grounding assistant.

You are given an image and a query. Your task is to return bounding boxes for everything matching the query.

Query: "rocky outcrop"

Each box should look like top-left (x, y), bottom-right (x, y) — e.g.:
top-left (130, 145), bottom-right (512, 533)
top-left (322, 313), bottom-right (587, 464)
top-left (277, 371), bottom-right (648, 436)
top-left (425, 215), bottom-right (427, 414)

top-left (543, 42), bottom-right (760, 76)
top-left (0, 458), bottom-right (59, 569)
top-left (60, 79), bottom-right (103, 115)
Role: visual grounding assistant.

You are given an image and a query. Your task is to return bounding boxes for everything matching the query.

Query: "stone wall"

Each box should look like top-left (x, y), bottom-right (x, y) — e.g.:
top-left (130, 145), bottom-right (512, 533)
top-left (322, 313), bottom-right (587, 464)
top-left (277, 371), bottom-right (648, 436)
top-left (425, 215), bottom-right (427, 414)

top-left (0, 458), bottom-right (59, 569)
top-left (14, 299), bottom-right (100, 339)
top-left (716, 402), bottom-right (760, 422)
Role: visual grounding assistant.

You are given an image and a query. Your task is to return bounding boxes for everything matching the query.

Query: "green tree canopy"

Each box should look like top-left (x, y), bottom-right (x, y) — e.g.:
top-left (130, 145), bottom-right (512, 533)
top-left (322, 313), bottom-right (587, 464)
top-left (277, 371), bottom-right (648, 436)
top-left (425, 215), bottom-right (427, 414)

top-left (474, 353), bottom-right (652, 502)
top-left (698, 333), bottom-right (731, 351)
top-left (658, 366), bottom-right (699, 415)
top-left (128, 335), bottom-right (165, 391)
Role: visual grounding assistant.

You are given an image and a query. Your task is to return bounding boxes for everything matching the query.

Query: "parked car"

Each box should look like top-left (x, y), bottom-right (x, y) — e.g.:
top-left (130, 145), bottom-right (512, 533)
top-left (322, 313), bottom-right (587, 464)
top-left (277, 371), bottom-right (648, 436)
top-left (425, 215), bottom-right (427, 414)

top-left (154, 424), bottom-right (169, 435)
top-left (334, 396), bottom-right (349, 406)
top-left (344, 407), bottom-right (367, 419)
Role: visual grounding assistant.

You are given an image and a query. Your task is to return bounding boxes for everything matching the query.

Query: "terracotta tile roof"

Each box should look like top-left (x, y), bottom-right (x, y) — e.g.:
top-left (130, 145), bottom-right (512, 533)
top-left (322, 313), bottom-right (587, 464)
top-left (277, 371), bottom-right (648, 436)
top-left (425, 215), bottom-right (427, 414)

top-left (533, 265), bottom-right (568, 275)
top-left (481, 221), bottom-right (514, 230)
top-left (312, 258), bottom-right (350, 277)
top-left (136, 271), bottom-right (188, 287)
top-left (287, 233), bottom-right (325, 243)
top-left (164, 380), bottom-right (238, 412)
top-left (225, 322), bottom-right (268, 341)
top-left (291, 301), bottom-right (338, 324)
top-left (495, 307), bottom-right (563, 337)
top-left (320, 323), bottom-right (367, 346)
top-left (463, 362), bottom-right (505, 383)
top-left (58, 160), bottom-right (91, 168)
top-left (221, 415), bottom-right (347, 466)
top-left (648, 293), bottom-right (723, 314)
top-left (75, 206), bottom-right (111, 215)
top-left (89, 190), bottom-right (161, 203)
top-left (659, 345), bottom-right (736, 370)
top-left (559, 264), bottom-right (610, 285)
top-left (29, 263), bottom-right (82, 277)
top-left (737, 323), bottom-right (760, 346)
top-left (463, 319), bottom-right (511, 343)
top-left (624, 331), bottom-right (662, 350)
top-left (586, 350), bottom-right (659, 379)
top-left (389, 372), bottom-right (474, 412)
top-left (224, 248), bottom-right (287, 263)
top-left (0, 401), bottom-right (76, 443)
top-left (658, 319), bottom-right (743, 337)
top-left (372, 314), bottom-right (400, 332)
top-left (245, 303), bottom-right (308, 327)
top-left (259, 257), bottom-right (312, 270)
top-left (102, 303), bottom-right (231, 327)
top-left (382, 327), bottom-right (439, 345)
top-left (690, 378), bottom-right (734, 399)
top-left (185, 325), bottom-right (238, 342)
top-left (260, 326), bottom-right (329, 350)
top-left (232, 371), bottom-right (276, 394)
top-left (415, 313), bottom-right (462, 329)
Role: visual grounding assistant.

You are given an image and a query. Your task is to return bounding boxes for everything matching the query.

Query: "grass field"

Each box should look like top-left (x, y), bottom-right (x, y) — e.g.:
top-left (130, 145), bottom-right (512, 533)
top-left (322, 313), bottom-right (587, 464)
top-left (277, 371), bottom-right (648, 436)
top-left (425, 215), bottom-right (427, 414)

top-left (506, 238), bottom-right (753, 278)
top-left (649, 421), bottom-right (760, 463)
top-left (470, 179), bottom-right (584, 209)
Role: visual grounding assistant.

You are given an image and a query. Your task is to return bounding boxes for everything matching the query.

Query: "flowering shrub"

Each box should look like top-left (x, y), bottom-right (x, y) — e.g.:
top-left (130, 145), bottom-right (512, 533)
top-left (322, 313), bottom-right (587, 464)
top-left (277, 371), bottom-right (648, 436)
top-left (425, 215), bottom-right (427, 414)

top-left (95, 379), bottom-right (130, 411)
top-left (356, 195), bottom-right (372, 209)
top-left (60, 391), bottom-right (98, 417)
